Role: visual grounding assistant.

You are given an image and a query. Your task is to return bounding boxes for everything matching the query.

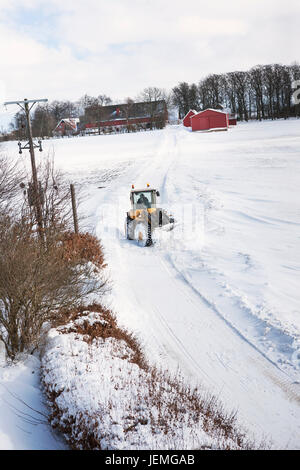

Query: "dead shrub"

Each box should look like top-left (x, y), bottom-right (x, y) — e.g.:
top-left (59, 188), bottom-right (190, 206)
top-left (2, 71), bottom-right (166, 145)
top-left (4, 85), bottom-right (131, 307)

top-left (0, 218), bottom-right (107, 360)
top-left (43, 305), bottom-right (266, 450)
top-left (53, 304), bottom-right (147, 370)
top-left (20, 156), bottom-right (76, 235)
top-left (61, 233), bottom-right (106, 271)
top-left (0, 153), bottom-right (108, 360)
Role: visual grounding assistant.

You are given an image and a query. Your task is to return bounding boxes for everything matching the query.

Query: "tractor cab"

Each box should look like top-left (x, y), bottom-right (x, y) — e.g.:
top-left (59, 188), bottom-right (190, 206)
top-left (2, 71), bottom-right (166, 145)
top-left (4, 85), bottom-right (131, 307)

top-left (130, 185), bottom-right (160, 210)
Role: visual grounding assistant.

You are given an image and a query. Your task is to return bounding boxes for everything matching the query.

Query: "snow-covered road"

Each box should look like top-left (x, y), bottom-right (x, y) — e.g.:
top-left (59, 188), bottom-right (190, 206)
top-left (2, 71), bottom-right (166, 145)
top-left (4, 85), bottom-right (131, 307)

top-left (90, 124), bottom-right (300, 448)
top-left (3, 119), bottom-right (300, 448)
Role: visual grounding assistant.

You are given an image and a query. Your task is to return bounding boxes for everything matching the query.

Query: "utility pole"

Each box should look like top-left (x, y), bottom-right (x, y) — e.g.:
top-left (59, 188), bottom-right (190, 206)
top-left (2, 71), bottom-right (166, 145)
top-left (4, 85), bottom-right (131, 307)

top-left (4, 98), bottom-right (48, 239)
top-left (70, 183), bottom-right (79, 234)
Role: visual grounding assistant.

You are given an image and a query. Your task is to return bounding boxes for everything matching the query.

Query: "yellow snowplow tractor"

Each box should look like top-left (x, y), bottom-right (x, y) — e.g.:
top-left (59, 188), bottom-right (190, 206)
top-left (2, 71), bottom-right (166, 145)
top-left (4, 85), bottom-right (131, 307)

top-left (125, 184), bottom-right (174, 246)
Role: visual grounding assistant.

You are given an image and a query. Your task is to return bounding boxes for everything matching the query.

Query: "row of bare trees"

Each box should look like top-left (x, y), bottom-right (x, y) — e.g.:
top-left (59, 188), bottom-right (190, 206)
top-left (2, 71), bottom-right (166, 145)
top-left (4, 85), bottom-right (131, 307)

top-left (3, 61), bottom-right (299, 141)
top-left (172, 63), bottom-right (300, 120)
top-left (5, 87), bottom-right (169, 141)
top-left (0, 153), bottom-right (106, 360)
top-left (8, 99), bottom-right (82, 141)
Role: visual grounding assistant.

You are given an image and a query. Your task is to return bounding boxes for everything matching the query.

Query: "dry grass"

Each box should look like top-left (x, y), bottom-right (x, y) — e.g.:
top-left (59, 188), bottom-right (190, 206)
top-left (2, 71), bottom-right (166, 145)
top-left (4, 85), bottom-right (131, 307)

top-left (61, 232), bottom-right (106, 271)
top-left (43, 304), bottom-right (267, 450)
top-left (52, 304), bottom-right (147, 370)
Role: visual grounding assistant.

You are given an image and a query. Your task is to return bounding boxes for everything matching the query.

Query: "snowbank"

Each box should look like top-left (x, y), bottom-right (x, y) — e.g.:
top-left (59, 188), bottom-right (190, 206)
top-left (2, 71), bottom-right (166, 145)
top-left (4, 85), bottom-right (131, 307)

top-left (0, 354), bottom-right (66, 450)
top-left (42, 306), bottom-right (259, 450)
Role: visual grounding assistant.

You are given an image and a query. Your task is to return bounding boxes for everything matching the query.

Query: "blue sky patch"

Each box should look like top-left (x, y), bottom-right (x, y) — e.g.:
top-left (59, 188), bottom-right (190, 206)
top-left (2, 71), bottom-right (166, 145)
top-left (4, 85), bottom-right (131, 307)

top-left (4, 4), bottom-right (61, 49)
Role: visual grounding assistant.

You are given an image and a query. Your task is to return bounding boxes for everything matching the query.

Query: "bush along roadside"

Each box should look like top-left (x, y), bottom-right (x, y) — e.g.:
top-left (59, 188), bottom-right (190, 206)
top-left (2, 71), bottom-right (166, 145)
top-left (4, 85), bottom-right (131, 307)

top-left (41, 304), bottom-right (265, 450)
top-left (0, 155), bottom-right (107, 361)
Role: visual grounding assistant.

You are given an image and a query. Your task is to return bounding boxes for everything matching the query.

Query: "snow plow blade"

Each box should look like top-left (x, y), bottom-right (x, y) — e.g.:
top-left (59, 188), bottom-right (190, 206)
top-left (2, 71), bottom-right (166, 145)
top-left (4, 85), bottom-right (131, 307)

top-left (159, 221), bottom-right (175, 232)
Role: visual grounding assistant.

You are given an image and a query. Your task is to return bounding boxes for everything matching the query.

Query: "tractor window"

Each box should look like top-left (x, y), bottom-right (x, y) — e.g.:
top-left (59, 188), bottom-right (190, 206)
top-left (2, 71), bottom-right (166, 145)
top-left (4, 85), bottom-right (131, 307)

top-left (133, 191), bottom-right (153, 208)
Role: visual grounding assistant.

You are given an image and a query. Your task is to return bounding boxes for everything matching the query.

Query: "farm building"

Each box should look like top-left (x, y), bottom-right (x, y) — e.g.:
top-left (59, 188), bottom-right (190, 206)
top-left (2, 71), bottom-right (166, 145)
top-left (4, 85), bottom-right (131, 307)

top-left (229, 113), bottom-right (237, 125)
top-left (81, 100), bottom-right (168, 134)
top-left (53, 118), bottom-right (80, 136)
top-left (190, 109), bottom-right (229, 132)
top-left (182, 109), bottom-right (197, 127)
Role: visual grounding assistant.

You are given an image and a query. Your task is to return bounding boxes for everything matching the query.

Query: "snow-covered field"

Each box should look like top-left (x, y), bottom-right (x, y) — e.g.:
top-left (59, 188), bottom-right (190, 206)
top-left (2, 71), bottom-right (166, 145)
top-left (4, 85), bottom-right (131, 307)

top-left (1, 119), bottom-right (300, 449)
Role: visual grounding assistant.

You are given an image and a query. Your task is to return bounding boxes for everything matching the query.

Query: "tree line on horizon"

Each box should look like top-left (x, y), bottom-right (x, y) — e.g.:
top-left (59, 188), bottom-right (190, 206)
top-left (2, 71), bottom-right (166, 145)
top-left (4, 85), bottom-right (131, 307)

top-left (2, 61), bottom-right (300, 141)
top-left (5, 89), bottom-right (169, 140)
top-left (173, 62), bottom-right (300, 120)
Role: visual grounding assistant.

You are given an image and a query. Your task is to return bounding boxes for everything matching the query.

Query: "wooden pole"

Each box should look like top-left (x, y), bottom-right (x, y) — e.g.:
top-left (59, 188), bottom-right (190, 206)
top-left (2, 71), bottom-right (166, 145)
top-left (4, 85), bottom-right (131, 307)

top-left (70, 184), bottom-right (79, 234)
top-left (24, 99), bottom-right (44, 240)
top-left (4, 98), bottom-right (48, 241)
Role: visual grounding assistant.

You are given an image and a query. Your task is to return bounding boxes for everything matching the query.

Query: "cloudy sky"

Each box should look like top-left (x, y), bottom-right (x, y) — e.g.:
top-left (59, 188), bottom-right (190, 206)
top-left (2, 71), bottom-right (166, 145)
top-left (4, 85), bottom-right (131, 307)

top-left (0, 0), bottom-right (299, 127)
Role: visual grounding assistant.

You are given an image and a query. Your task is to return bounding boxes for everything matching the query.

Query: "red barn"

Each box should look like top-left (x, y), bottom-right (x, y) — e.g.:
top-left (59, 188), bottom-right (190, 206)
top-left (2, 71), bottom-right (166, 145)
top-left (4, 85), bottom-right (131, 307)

top-left (229, 113), bottom-right (237, 126)
top-left (182, 109), bottom-right (197, 127)
top-left (53, 118), bottom-right (79, 136)
top-left (191, 109), bottom-right (228, 132)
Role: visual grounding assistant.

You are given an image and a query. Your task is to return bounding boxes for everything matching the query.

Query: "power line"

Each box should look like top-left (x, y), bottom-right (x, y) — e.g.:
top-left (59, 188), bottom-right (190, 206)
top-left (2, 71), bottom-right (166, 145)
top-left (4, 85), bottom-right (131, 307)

top-left (4, 98), bottom-right (48, 240)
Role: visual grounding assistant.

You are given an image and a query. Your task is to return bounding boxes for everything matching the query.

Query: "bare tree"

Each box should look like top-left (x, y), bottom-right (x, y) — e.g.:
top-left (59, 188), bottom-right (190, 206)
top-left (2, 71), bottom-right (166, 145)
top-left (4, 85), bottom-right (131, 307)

top-left (97, 94), bottom-right (112, 107)
top-left (20, 154), bottom-right (87, 240)
top-left (0, 216), bottom-right (106, 359)
top-left (139, 87), bottom-right (168, 129)
top-left (50, 100), bottom-right (78, 122)
top-left (196, 63), bottom-right (298, 121)
top-left (172, 82), bottom-right (199, 118)
top-left (289, 62), bottom-right (300, 116)
top-left (225, 72), bottom-right (249, 121)
top-left (40, 157), bottom-right (74, 232)
top-left (249, 66), bottom-right (265, 120)
top-left (31, 104), bottom-right (56, 138)
top-left (0, 152), bottom-right (107, 360)
top-left (0, 155), bottom-right (24, 215)
top-left (10, 111), bottom-right (27, 141)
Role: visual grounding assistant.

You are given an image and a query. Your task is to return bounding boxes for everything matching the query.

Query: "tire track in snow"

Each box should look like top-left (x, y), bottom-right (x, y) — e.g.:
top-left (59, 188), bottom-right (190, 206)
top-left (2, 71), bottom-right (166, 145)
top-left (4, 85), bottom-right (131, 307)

top-left (96, 126), bottom-right (300, 447)
top-left (152, 127), bottom-right (300, 404)
top-left (149, 255), bottom-right (219, 387)
top-left (163, 252), bottom-right (300, 405)
top-left (156, 128), bottom-right (300, 406)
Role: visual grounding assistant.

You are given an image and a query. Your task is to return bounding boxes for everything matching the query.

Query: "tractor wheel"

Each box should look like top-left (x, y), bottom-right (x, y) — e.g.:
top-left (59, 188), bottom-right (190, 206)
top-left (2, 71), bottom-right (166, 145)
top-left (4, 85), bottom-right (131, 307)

top-left (125, 217), bottom-right (135, 240)
top-left (134, 222), bottom-right (152, 247)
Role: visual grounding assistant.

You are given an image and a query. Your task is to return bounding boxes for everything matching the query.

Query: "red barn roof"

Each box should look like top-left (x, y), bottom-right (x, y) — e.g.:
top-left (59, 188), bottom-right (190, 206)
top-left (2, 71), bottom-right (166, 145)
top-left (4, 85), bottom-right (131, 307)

top-left (54, 118), bottom-right (79, 133)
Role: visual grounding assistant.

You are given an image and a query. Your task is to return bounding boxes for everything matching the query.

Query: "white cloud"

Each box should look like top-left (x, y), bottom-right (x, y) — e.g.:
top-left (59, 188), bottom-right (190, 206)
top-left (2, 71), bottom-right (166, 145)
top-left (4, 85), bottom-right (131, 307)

top-left (0, 25), bottom-right (45, 66)
top-left (176, 17), bottom-right (247, 36)
top-left (0, 0), bottom-right (299, 125)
